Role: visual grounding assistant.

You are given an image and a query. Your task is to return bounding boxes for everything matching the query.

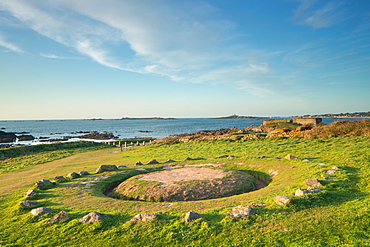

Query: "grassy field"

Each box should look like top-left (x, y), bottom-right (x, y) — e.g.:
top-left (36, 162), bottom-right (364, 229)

top-left (0, 137), bottom-right (369, 246)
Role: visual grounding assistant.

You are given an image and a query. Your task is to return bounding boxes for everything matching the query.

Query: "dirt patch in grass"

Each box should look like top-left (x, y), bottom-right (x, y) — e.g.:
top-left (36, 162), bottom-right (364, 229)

top-left (115, 167), bottom-right (257, 202)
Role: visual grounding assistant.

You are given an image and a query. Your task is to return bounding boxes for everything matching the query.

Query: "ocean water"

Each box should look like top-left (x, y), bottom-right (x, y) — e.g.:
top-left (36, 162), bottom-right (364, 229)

top-left (0, 118), bottom-right (365, 145)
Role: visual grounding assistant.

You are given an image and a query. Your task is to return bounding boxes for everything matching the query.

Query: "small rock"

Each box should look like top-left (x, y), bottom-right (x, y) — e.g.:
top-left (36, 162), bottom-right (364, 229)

top-left (96, 165), bottom-right (118, 173)
top-left (66, 172), bottom-right (80, 179)
top-left (79, 212), bottom-right (106, 224)
top-left (147, 159), bottom-right (159, 164)
top-left (54, 176), bottom-right (67, 183)
top-left (31, 207), bottom-right (53, 216)
top-left (184, 157), bottom-right (192, 161)
top-left (135, 161), bottom-right (143, 166)
top-left (274, 157), bottom-right (281, 159)
top-left (302, 159), bottom-right (311, 162)
top-left (184, 211), bottom-right (203, 223)
top-left (317, 163), bottom-right (326, 166)
top-left (46, 211), bottom-right (70, 224)
top-left (227, 155), bottom-right (236, 159)
top-left (19, 200), bottom-right (37, 207)
top-left (227, 205), bottom-right (255, 219)
top-left (325, 170), bottom-right (337, 175)
top-left (135, 168), bottom-right (147, 171)
top-left (306, 187), bottom-right (322, 193)
top-left (165, 159), bottom-right (175, 163)
top-left (26, 189), bottom-right (38, 197)
top-left (284, 154), bottom-right (296, 160)
top-left (118, 165), bottom-right (127, 168)
top-left (79, 171), bottom-right (90, 176)
top-left (268, 169), bottom-right (279, 177)
top-left (295, 189), bottom-right (308, 197)
top-left (35, 179), bottom-right (53, 189)
top-left (332, 166), bottom-right (339, 170)
top-left (260, 156), bottom-right (267, 159)
top-left (304, 178), bottom-right (323, 187)
top-left (249, 203), bottom-right (269, 207)
top-left (129, 213), bottom-right (157, 222)
top-left (273, 196), bottom-right (292, 206)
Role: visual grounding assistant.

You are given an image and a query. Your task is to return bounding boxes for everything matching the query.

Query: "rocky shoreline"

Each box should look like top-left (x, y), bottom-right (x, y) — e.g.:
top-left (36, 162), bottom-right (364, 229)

top-left (0, 130), bottom-right (119, 148)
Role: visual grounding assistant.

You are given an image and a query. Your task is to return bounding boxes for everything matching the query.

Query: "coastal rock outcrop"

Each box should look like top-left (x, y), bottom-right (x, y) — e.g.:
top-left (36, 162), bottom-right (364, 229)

top-left (0, 131), bottom-right (16, 143)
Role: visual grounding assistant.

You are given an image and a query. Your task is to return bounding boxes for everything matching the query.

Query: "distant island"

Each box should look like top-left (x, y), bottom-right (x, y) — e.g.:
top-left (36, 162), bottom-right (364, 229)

top-left (214, 114), bottom-right (265, 119)
top-left (301, 111), bottom-right (370, 118)
top-left (120, 117), bottom-right (175, 120)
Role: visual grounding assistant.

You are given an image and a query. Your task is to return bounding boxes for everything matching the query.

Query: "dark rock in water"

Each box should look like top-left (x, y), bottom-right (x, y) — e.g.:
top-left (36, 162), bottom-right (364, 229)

top-left (96, 165), bottom-right (118, 173)
top-left (184, 211), bottom-right (203, 223)
top-left (31, 207), bottom-right (53, 216)
top-left (46, 211), bottom-right (70, 224)
top-left (79, 131), bottom-right (117, 140)
top-left (17, 134), bottom-right (35, 141)
top-left (227, 205), bottom-right (255, 219)
top-left (79, 212), bottom-right (107, 224)
top-left (0, 131), bottom-right (16, 143)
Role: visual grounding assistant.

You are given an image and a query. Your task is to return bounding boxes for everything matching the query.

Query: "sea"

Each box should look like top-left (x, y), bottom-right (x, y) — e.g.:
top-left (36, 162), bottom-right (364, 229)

top-left (0, 117), bottom-right (366, 146)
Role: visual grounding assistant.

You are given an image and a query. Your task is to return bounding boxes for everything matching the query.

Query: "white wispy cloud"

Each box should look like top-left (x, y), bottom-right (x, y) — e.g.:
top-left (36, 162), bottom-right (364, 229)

top-left (293, 0), bottom-right (347, 29)
top-left (0, 0), bottom-right (278, 95)
top-left (40, 53), bottom-right (83, 60)
top-left (0, 33), bottom-right (25, 53)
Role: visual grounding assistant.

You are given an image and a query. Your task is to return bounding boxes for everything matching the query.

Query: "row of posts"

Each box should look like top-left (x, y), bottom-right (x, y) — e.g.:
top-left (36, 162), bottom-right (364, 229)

top-left (104, 140), bottom-right (152, 151)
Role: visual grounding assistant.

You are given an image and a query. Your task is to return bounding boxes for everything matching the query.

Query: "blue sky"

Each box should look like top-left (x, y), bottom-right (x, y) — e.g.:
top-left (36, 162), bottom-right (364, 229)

top-left (0, 0), bottom-right (369, 120)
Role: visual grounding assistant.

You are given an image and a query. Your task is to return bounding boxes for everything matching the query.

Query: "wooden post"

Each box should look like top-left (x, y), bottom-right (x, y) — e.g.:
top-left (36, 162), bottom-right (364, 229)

top-left (124, 142), bottom-right (127, 147)
top-left (120, 141), bottom-right (123, 151)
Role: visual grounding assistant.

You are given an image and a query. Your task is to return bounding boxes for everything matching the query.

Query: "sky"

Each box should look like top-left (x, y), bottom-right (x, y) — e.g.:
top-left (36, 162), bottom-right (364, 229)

top-left (0, 0), bottom-right (369, 120)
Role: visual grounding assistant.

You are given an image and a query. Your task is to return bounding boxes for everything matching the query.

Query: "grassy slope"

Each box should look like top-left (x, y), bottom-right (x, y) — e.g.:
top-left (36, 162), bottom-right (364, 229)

top-left (0, 137), bottom-right (369, 246)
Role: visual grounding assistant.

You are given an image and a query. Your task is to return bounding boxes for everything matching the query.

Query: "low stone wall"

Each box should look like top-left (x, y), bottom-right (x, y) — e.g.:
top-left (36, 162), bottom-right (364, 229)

top-left (293, 117), bottom-right (322, 126)
top-left (263, 119), bottom-right (292, 125)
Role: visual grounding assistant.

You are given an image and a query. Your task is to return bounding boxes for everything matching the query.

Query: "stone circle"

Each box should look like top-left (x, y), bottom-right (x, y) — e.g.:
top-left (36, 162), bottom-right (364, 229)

top-left (115, 167), bottom-right (256, 202)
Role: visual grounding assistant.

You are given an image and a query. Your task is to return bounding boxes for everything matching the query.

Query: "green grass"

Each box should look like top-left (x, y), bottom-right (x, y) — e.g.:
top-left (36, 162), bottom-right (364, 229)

top-left (0, 136), bottom-right (369, 246)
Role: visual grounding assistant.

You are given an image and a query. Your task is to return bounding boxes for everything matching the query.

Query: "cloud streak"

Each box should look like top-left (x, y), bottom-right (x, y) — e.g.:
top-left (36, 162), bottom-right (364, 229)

top-left (0, 0), bottom-right (279, 95)
top-left (0, 33), bottom-right (25, 53)
top-left (293, 0), bottom-right (347, 29)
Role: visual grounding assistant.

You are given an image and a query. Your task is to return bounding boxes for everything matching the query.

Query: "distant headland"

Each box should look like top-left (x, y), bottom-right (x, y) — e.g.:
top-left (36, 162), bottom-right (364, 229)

top-left (120, 117), bottom-right (175, 120)
top-left (214, 114), bottom-right (265, 119)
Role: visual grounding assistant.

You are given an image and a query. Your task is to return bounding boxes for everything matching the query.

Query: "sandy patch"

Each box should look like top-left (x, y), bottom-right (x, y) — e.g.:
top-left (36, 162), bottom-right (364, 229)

top-left (138, 167), bottom-right (226, 184)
